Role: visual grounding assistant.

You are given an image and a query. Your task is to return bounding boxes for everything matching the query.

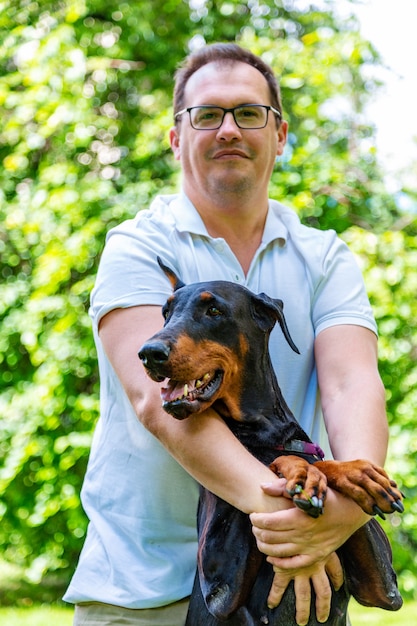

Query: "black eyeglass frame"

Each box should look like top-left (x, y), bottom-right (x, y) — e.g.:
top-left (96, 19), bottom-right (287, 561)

top-left (174, 104), bottom-right (282, 130)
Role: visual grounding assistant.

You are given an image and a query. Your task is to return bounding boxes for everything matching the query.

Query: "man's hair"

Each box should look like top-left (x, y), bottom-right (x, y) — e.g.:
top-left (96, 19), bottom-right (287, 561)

top-left (173, 43), bottom-right (282, 120)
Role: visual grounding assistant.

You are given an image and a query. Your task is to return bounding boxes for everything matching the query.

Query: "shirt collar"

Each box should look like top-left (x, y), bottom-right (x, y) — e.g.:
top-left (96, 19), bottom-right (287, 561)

top-left (262, 200), bottom-right (288, 247)
top-left (170, 191), bottom-right (210, 236)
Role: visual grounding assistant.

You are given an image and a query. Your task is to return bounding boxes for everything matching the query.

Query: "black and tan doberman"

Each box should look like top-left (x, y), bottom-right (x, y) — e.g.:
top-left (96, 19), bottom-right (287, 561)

top-left (139, 258), bottom-right (403, 625)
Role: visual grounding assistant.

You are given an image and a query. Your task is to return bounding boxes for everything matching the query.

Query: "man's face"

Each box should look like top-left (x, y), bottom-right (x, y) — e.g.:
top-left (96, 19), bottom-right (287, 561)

top-left (170, 61), bottom-right (287, 207)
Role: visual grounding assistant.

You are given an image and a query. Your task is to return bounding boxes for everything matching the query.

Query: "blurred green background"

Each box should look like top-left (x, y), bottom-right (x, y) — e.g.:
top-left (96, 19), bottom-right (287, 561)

top-left (0, 0), bottom-right (416, 611)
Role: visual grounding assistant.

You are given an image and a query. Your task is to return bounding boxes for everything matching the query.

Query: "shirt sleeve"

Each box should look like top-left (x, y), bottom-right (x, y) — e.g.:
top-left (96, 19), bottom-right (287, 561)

top-left (89, 208), bottom-right (180, 327)
top-left (311, 230), bottom-right (377, 337)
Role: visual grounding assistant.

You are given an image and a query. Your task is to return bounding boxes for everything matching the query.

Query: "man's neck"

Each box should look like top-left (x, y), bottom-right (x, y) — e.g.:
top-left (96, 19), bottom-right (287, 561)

top-left (187, 189), bottom-right (269, 275)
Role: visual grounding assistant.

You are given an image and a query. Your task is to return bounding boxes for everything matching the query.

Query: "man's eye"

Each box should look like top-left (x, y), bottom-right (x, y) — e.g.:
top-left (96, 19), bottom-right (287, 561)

top-left (238, 107), bottom-right (261, 119)
top-left (195, 109), bottom-right (221, 122)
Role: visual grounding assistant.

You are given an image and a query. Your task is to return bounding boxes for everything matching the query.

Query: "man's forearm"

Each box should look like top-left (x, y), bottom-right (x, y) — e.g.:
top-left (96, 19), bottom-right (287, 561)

top-left (139, 393), bottom-right (292, 515)
top-left (99, 305), bottom-right (290, 515)
top-left (315, 325), bottom-right (388, 466)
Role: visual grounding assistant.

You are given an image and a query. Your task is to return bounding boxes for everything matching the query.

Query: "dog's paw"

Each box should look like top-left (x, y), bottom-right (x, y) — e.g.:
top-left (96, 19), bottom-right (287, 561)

top-left (314, 460), bottom-right (404, 519)
top-left (291, 485), bottom-right (324, 518)
top-left (270, 456), bottom-right (328, 518)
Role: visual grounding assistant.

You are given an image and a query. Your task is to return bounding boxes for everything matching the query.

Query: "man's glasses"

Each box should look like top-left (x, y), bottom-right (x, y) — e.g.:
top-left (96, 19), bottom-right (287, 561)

top-left (174, 104), bottom-right (282, 130)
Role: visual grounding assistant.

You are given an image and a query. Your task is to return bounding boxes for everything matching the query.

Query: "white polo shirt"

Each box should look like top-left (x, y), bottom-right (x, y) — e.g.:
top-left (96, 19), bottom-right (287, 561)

top-left (64, 192), bottom-right (377, 608)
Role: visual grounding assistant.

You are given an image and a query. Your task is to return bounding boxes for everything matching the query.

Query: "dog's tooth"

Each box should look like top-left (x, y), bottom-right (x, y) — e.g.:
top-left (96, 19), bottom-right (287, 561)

top-left (203, 373), bottom-right (211, 381)
top-left (183, 384), bottom-right (188, 398)
top-left (196, 379), bottom-right (202, 388)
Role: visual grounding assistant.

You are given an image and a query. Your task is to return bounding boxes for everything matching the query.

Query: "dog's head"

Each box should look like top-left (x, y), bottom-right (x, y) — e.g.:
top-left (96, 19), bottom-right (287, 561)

top-left (138, 257), bottom-right (298, 420)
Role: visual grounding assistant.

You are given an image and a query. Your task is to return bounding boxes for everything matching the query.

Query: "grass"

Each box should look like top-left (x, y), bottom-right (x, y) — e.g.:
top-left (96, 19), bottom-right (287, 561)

top-left (349, 600), bottom-right (415, 625)
top-left (0, 606), bottom-right (73, 626)
top-left (0, 601), bottom-right (413, 625)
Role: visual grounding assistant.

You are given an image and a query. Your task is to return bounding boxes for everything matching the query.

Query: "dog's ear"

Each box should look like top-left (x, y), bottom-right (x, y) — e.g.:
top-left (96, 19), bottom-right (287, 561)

top-left (251, 293), bottom-right (300, 354)
top-left (157, 256), bottom-right (185, 291)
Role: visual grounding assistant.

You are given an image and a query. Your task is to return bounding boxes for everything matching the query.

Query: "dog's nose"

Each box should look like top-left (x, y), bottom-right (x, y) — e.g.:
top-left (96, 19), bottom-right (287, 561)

top-left (138, 341), bottom-right (170, 369)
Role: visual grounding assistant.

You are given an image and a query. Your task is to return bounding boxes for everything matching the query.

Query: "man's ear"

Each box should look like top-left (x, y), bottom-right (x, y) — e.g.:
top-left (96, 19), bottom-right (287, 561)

top-left (276, 119), bottom-right (288, 157)
top-left (169, 127), bottom-right (181, 161)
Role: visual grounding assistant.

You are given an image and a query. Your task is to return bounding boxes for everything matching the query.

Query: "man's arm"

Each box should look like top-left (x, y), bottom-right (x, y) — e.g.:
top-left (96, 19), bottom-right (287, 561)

top-left (316, 324), bottom-right (388, 465)
top-left (98, 304), bottom-right (289, 514)
top-left (250, 324), bottom-right (388, 622)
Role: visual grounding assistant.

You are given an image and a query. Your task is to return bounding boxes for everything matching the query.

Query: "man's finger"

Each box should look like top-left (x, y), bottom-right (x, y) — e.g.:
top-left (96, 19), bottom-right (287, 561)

top-left (260, 478), bottom-right (291, 498)
top-left (267, 570), bottom-right (292, 609)
top-left (312, 570), bottom-right (332, 623)
top-left (293, 575), bottom-right (311, 626)
top-left (267, 553), bottom-right (317, 570)
top-left (325, 552), bottom-right (344, 591)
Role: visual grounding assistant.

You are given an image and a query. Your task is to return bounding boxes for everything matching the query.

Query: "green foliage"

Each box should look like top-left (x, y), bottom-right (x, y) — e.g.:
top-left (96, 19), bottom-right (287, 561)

top-left (0, 0), bottom-right (415, 598)
top-left (265, 27), bottom-right (400, 232)
top-left (343, 222), bottom-right (417, 598)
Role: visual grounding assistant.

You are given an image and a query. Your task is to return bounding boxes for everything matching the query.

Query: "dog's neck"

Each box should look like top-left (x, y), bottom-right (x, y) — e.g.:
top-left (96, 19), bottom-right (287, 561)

top-left (217, 337), bottom-right (310, 455)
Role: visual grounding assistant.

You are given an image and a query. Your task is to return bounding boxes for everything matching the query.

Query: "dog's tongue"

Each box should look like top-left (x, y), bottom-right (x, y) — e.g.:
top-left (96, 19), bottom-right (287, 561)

top-left (161, 372), bottom-right (214, 403)
top-left (161, 380), bottom-right (193, 403)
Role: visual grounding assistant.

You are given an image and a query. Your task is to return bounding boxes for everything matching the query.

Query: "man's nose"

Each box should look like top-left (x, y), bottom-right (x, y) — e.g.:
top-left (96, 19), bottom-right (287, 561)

top-left (216, 111), bottom-right (242, 139)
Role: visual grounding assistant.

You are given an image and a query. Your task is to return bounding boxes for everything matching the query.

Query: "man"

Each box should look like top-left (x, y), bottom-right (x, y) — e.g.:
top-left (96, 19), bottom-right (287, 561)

top-left (64, 43), bottom-right (388, 626)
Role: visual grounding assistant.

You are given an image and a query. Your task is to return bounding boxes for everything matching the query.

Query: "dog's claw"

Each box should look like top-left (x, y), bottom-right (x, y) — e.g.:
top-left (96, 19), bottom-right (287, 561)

top-left (293, 498), bottom-right (322, 518)
top-left (290, 484), bottom-right (325, 518)
top-left (292, 498), bottom-right (310, 511)
top-left (392, 500), bottom-right (404, 514)
top-left (311, 496), bottom-right (320, 509)
top-left (373, 505), bottom-right (386, 520)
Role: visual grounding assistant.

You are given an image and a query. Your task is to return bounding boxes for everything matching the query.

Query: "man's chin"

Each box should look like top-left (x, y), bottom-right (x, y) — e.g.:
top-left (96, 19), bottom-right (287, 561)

top-left (209, 172), bottom-right (253, 195)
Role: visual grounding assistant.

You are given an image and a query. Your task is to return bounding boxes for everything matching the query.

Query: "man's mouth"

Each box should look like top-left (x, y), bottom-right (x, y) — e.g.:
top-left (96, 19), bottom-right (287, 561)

top-left (213, 150), bottom-right (248, 160)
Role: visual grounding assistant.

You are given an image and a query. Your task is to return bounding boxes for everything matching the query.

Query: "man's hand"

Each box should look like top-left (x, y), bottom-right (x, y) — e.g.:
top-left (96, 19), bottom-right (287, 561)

top-left (250, 483), bottom-right (368, 624)
top-left (266, 553), bottom-right (343, 625)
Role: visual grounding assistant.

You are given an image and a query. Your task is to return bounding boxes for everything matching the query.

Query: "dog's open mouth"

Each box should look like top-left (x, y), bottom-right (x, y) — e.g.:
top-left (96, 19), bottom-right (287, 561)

top-left (161, 369), bottom-right (223, 418)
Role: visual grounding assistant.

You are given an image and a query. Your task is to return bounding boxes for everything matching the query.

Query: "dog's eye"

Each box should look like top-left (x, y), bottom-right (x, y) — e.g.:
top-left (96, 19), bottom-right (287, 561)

top-left (162, 305), bottom-right (170, 320)
top-left (207, 305), bottom-right (223, 317)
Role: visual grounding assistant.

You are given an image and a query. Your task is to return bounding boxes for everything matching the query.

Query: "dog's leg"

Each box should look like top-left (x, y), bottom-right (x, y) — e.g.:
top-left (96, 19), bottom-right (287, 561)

top-left (270, 456), bottom-right (403, 518)
top-left (338, 519), bottom-right (403, 611)
top-left (270, 456), bottom-right (403, 612)
top-left (193, 490), bottom-right (263, 621)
